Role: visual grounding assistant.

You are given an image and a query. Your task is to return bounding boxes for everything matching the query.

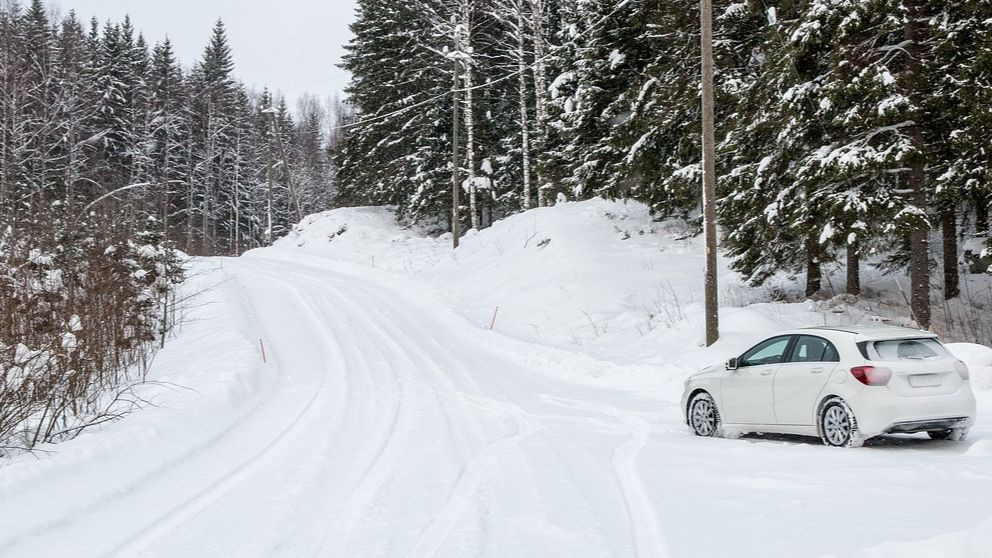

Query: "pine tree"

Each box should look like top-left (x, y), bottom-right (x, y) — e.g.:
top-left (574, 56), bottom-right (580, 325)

top-left (147, 37), bottom-right (189, 242)
top-left (190, 19), bottom-right (239, 254)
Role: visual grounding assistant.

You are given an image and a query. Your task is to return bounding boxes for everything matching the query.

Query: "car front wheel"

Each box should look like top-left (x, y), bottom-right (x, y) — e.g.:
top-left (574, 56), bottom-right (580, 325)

top-left (819, 399), bottom-right (865, 448)
top-left (688, 392), bottom-right (722, 438)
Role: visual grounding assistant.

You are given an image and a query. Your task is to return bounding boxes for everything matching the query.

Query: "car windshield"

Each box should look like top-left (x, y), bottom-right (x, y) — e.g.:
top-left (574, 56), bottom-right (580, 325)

top-left (867, 338), bottom-right (948, 362)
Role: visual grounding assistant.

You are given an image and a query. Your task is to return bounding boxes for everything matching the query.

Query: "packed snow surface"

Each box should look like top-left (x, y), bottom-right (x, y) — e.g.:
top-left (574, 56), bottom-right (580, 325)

top-left (1, 198), bottom-right (990, 557)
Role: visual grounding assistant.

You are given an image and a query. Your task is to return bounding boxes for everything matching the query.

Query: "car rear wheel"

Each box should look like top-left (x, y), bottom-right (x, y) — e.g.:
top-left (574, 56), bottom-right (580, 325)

top-left (688, 392), bottom-right (721, 438)
top-left (928, 427), bottom-right (969, 441)
top-left (819, 400), bottom-right (865, 448)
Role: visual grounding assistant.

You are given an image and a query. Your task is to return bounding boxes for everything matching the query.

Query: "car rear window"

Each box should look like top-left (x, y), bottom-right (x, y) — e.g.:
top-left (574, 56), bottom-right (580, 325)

top-left (863, 338), bottom-right (949, 362)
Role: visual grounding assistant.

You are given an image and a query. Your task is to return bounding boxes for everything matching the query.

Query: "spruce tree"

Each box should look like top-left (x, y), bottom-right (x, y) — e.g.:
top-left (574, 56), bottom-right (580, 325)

top-left (336, 0), bottom-right (455, 223)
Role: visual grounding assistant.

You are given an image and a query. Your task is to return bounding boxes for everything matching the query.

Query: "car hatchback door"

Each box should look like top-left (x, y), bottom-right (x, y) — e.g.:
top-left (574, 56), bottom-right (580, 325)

top-left (773, 335), bottom-right (840, 425)
top-left (722, 335), bottom-right (793, 425)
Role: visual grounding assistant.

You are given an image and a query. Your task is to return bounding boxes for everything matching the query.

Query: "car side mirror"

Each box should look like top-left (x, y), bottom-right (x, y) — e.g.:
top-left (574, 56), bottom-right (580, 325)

top-left (726, 357), bottom-right (739, 371)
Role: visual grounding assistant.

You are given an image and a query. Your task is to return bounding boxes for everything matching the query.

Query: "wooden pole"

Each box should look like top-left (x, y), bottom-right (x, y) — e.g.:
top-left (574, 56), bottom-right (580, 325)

top-left (268, 113), bottom-right (304, 224)
top-left (700, 0), bottom-right (719, 346)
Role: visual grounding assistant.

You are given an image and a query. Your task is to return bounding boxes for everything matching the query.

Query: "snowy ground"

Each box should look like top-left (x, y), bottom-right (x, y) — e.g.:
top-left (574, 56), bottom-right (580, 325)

top-left (1, 198), bottom-right (990, 557)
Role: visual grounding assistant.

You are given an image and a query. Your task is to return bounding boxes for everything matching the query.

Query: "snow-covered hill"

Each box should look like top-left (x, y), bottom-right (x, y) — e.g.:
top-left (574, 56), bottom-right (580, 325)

top-left (275, 198), bottom-right (992, 393)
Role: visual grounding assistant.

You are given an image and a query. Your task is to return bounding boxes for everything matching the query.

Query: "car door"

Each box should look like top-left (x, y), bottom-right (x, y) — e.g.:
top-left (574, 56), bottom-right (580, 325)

top-left (721, 335), bottom-right (793, 425)
top-left (773, 335), bottom-right (840, 425)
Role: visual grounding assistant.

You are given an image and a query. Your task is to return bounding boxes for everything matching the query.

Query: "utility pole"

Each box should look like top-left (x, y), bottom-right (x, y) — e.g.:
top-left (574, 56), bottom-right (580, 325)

top-left (700, 0), bottom-right (719, 346)
top-left (267, 111), bottom-right (304, 224)
top-left (451, 27), bottom-right (462, 249)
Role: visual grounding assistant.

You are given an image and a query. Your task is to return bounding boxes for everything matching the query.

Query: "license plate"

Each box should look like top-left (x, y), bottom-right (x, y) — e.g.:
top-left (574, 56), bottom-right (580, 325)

top-left (909, 374), bottom-right (941, 388)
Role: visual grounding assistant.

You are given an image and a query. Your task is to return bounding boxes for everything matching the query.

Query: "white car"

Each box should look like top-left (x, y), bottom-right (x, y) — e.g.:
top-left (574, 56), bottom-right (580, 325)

top-left (681, 326), bottom-right (977, 447)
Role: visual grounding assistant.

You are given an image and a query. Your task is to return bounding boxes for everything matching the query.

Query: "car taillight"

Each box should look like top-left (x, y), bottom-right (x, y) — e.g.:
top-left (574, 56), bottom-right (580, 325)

top-left (850, 366), bottom-right (892, 386)
top-left (954, 360), bottom-right (970, 380)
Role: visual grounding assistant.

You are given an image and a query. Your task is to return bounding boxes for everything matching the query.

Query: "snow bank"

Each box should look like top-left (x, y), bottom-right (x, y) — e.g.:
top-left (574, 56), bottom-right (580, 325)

top-left (857, 515), bottom-right (992, 558)
top-left (0, 259), bottom-right (271, 508)
top-left (270, 206), bottom-right (446, 272)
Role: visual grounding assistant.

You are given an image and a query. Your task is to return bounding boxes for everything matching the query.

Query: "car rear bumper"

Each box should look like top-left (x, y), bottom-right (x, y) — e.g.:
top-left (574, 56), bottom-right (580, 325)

top-left (850, 387), bottom-right (977, 438)
top-left (883, 416), bottom-right (972, 434)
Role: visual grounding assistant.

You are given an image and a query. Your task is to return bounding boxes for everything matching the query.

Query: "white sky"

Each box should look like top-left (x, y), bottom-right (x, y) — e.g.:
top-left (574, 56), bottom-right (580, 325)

top-left (51, 0), bottom-right (357, 107)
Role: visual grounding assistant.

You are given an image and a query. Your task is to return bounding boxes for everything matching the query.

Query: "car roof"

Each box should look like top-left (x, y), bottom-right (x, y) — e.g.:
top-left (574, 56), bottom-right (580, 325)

top-left (796, 324), bottom-right (937, 340)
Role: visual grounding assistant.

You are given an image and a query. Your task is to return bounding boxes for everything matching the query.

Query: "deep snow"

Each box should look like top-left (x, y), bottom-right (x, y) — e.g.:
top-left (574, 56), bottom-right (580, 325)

top-left (0, 198), bottom-right (990, 557)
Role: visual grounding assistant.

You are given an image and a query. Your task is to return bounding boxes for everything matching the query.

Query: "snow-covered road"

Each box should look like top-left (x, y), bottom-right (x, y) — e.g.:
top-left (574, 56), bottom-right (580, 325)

top-left (2, 247), bottom-right (991, 557)
top-left (0, 252), bottom-right (673, 557)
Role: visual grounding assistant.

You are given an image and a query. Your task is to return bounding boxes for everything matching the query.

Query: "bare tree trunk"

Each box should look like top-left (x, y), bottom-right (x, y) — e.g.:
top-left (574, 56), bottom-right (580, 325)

top-left (905, 6), bottom-right (931, 329)
top-left (942, 205), bottom-right (959, 299)
top-left (185, 127), bottom-right (195, 252)
top-left (266, 120), bottom-right (274, 245)
top-left (451, 54), bottom-right (461, 249)
top-left (977, 194), bottom-right (990, 235)
top-left (805, 235), bottom-right (822, 298)
top-left (846, 242), bottom-right (861, 296)
top-left (0, 28), bottom-right (8, 227)
top-left (700, 0), bottom-right (719, 346)
top-left (529, 0), bottom-right (548, 207)
top-left (514, 0), bottom-right (532, 211)
top-left (461, 4), bottom-right (478, 231)
top-left (202, 112), bottom-right (213, 255)
top-left (162, 114), bottom-right (172, 243)
top-left (908, 173), bottom-right (931, 328)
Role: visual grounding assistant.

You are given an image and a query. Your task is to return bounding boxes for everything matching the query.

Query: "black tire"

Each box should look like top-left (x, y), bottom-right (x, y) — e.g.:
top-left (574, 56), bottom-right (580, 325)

top-left (928, 427), bottom-right (969, 441)
top-left (819, 399), bottom-right (865, 448)
top-left (688, 392), bottom-right (722, 438)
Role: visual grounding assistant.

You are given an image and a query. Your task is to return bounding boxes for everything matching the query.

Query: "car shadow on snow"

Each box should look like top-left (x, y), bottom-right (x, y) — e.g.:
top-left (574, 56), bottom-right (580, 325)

top-left (737, 432), bottom-right (963, 450)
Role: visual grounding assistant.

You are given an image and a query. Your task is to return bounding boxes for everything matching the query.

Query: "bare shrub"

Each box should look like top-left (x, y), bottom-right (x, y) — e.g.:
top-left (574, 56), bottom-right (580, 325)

top-left (0, 212), bottom-right (184, 454)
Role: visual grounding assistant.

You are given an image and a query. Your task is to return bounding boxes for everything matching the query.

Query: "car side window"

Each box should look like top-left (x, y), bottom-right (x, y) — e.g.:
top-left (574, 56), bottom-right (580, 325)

top-left (740, 336), bottom-right (792, 367)
top-left (789, 335), bottom-right (840, 363)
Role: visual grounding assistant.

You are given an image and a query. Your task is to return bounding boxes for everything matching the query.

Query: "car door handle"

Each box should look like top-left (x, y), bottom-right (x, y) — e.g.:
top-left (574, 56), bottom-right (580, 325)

top-left (760, 369), bottom-right (774, 376)
top-left (810, 367), bottom-right (824, 374)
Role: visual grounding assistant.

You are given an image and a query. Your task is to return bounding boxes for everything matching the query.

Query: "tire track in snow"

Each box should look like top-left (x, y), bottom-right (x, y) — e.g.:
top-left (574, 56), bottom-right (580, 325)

top-left (541, 395), bottom-right (672, 558)
top-left (219, 259), bottom-right (414, 557)
top-left (407, 394), bottom-right (542, 558)
top-left (338, 279), bottom-right (556, 556)
top-left (340, 277), bottom-right (629, 557)
top-left (612, 430), bottom-right (669, 558)
top-left (306, 282), bottom-right (419, 555)
top-left (305, 275), bottom-right (555, 556)
top-left (102, 268), bottom-right (345, 556)
top-left (321, 269), bottom-right (641, 557)
top-left (235, 262), bottom-right (471, 557)
top-left (252, 253), bottom-right (672, 557)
